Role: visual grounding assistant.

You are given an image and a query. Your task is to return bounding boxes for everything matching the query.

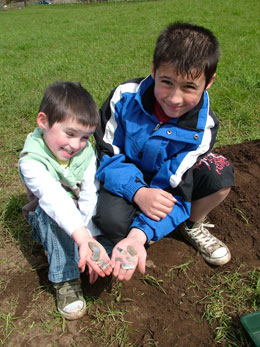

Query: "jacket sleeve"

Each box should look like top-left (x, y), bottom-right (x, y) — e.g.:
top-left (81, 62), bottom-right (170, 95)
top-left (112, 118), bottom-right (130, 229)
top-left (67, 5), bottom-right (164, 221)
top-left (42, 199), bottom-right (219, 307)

top-left (94, 86), bottom-right (148, 202)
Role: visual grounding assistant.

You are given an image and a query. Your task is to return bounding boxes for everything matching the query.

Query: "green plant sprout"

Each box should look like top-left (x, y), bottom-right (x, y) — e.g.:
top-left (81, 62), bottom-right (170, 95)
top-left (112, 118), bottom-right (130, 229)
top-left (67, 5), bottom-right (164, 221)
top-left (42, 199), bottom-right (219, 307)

top-left (140, 274), bottom-right (167, 294)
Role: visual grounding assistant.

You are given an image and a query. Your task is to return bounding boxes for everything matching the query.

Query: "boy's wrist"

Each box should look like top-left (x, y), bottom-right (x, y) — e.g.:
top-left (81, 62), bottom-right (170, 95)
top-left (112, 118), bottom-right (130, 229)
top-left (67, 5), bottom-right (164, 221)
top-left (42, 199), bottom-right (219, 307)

top-left (72, 226), bottom-right (92, 246)
top-left (127, 228), bottom-right (147, 245)
top-left (133, 187), bottom-right (147, 205)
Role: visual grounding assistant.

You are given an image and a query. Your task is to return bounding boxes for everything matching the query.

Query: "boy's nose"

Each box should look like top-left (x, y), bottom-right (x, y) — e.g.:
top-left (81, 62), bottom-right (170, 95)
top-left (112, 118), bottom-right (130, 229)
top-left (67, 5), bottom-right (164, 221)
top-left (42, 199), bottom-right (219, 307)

top-left (70, 138), bottom-right (81, 150)
top-left (168, 88), bottom-right (182, 104)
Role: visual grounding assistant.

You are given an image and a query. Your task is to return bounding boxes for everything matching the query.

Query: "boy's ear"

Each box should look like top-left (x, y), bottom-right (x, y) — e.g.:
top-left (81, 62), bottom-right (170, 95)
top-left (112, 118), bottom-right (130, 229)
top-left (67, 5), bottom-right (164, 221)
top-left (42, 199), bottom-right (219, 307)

top-left (37, 112), bottom-right (48, 130)
top-left (205, 73), bottom-right (216, 90)
top-left (151, 62), bottom-right (155, 79)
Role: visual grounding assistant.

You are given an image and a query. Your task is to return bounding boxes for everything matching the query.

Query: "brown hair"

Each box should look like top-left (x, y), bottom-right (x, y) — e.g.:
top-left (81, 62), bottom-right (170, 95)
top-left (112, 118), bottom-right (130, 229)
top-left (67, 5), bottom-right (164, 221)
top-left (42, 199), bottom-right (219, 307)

top-left (153, 22), bottom-right (220, 87)
top-left (39, 81), bottom-right (99, 128)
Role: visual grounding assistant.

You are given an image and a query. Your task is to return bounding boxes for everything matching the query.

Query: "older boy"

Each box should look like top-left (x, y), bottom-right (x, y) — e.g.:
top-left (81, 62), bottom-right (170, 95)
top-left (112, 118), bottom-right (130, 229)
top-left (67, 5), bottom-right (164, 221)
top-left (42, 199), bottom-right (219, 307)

top-left (93, 22), bottom-right (234, 281)
top-left (19, 81), bottom-right (112, 320)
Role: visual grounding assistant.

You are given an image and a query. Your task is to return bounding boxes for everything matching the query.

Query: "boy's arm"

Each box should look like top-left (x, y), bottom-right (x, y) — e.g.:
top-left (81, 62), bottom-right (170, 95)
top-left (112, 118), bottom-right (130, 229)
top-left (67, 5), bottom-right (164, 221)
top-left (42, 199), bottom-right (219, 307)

top-left (94, 83), bottom-right (148, 202)
top-left (78, 155), bottom-right (101, 237)
top-left (20, 160), bottom-right (95, 237)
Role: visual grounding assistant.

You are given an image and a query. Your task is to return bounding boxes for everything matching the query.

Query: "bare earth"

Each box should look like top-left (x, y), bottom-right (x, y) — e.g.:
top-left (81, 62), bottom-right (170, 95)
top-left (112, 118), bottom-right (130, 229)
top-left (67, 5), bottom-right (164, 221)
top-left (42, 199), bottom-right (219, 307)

top-left (0, 140), bottom-right (259, 346)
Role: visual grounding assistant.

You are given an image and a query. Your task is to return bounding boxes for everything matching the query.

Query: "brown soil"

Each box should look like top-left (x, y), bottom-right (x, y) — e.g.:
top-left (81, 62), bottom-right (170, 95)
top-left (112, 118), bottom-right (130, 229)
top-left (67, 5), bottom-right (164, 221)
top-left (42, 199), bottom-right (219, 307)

top-left (0, 140), bottom-right (259, 346)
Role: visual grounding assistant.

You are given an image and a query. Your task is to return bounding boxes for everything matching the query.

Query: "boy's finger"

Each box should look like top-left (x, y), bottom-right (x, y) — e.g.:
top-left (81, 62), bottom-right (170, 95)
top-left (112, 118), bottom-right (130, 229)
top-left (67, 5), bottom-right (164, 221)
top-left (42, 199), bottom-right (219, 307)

top-left (102, 264), bottom-right (113, 276)
top-left (117, 268), bottom-right (128, 281)
top-left (138, 257), bottom-right (146, 274)
top-left (112, 260), bottom-right (121, 277)
top-left (162, 191), bottom-right (176, 202)
top-left (77, 257), bottom-right (86, 273)
top-left (88, 269), bottom-right (99, 284)
top-left (91, 257), bottom-right (113, 276)
top-left (124, 268), bottom-right (136, 281)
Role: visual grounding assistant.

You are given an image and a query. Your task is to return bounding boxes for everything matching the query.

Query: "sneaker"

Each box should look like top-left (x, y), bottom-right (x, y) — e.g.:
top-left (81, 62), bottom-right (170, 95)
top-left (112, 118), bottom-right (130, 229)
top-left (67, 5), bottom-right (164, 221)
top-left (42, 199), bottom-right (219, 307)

top-left (180, 220), bottom-right (231, 266)
top-left (54, 279), bottom-right (87, 320)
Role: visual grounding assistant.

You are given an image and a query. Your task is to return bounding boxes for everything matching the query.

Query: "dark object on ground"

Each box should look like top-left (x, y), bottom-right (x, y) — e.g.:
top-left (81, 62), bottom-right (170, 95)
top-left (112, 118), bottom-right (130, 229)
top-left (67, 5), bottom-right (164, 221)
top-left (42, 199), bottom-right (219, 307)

top-left (38, 0), bottom-right (52, 4)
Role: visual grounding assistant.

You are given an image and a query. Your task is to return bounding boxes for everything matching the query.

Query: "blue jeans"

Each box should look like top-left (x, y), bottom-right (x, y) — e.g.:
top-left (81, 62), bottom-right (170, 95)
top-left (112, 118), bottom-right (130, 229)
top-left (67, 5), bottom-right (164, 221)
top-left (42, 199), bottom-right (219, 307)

top-left (28, 206), bottom-right (114, 284)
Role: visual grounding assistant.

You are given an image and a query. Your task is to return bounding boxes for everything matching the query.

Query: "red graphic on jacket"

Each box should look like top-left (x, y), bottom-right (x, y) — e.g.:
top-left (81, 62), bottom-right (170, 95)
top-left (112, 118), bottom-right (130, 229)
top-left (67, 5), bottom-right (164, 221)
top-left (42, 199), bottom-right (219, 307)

top-left (195, 153), bottom-right (230, 175)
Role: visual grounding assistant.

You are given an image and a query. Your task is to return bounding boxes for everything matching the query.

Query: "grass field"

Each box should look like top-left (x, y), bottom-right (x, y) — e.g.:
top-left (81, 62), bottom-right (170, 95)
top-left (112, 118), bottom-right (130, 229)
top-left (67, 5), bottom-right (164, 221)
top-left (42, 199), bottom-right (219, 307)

top-left (0, 0), bottom-right (260, 345)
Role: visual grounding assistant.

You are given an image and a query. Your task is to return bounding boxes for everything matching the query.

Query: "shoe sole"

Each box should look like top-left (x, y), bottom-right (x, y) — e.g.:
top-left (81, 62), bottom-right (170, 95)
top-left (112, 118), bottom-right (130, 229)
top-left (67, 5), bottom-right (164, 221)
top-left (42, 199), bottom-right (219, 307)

top-left (202, 248), bottom-right (231, 266)
top-left (58, 303), bottom-right (87, 320)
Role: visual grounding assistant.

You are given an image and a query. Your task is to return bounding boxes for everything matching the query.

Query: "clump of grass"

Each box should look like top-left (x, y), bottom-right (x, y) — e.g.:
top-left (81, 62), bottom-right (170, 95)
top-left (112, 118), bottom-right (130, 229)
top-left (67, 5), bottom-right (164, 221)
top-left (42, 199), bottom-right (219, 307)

top-left (234, 208), bottom-right (249, 224)
top-left (2, 194), bottom-right (30, 244)
top-left (0, 312), bottom-right (18, 345)
top-left (167, 259), bottom-right (194, 279)
top-left (200, 266), bottom-right (260, 345)
top-left (140, 274), bottom-right (167, 294)
top-left (85, 299), bottom-right (133, 346)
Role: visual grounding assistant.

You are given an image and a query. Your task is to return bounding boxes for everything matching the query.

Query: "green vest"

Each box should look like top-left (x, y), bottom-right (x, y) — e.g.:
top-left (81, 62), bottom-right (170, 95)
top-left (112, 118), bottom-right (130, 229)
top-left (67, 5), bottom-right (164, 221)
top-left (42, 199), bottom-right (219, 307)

top-left (19, 127), bottom-right (95, 198)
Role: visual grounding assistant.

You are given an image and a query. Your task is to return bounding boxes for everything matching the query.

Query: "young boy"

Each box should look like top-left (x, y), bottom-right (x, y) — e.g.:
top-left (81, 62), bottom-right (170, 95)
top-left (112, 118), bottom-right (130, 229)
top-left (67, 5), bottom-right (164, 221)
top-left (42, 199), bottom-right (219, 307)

top-left (93, 22), bottom-right (234, 281)
top-left (19, 81), bottom-right (112, 320)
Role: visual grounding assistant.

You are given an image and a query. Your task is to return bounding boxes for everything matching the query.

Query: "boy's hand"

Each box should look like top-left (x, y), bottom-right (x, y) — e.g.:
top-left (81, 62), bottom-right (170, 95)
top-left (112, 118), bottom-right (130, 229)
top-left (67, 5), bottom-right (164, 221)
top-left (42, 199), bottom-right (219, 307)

top-left (72, 227), bottom-right (112, 283)
top-left (111, 228), bottom-right (147, 281)
top-left (133, 187), bottom-right (176, 221)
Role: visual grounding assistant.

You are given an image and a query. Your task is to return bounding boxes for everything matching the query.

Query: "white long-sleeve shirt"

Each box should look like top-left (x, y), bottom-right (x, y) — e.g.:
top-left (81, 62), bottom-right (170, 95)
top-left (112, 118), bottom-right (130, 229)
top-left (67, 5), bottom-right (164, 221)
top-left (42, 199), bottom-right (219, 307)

top-left (19, 155), bottom-right (101, 237)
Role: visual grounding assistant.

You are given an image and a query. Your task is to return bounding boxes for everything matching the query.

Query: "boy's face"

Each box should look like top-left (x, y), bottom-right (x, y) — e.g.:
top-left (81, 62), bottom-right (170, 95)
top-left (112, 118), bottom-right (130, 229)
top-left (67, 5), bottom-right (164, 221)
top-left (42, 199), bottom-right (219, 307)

top-left (151, 63), bottom-right (215, 119)
top-left (37, 113), bottom-right (96, 162)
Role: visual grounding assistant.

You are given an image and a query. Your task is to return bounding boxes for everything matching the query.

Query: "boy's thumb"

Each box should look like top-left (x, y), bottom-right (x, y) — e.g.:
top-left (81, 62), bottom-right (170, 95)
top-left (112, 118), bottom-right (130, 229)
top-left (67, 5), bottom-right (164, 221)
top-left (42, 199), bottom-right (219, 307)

top-left (138, 255), bottom-right (146, 274)
top-left (78, 257), bottom-right (86, 273)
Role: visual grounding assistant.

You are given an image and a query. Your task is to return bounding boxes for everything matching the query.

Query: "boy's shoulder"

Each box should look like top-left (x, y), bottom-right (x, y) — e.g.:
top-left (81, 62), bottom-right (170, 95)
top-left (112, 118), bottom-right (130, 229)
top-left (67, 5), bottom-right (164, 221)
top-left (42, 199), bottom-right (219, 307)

top-left (119, 77), bottom-right (145, 86)
top-left (113, 75), bottom-right (154, 99)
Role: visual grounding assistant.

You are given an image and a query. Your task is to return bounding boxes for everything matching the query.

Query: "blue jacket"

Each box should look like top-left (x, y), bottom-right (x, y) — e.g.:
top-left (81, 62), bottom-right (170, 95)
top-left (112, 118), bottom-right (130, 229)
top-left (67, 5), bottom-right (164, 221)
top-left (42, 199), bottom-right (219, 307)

top-left (95, 75), bottom-right (218, 242)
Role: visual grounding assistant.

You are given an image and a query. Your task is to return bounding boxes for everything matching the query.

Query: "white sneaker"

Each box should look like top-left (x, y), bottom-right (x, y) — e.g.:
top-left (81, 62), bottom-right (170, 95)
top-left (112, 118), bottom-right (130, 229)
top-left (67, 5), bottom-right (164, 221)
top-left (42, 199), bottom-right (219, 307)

top-left (180, 220), bottom-right (231, 266)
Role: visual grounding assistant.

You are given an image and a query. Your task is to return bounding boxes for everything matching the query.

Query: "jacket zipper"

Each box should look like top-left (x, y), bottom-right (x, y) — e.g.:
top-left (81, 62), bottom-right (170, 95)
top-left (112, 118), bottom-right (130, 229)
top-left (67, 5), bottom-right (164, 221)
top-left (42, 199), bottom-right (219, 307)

top-left (152, 123), bottom-right (162, 132)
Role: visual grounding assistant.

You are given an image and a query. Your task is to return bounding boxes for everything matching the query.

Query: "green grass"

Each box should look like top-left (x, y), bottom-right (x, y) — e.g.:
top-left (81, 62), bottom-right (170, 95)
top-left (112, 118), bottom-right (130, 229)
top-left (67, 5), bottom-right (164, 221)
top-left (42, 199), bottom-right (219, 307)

top-left (0, 0), bottom-right (260, 345)
top-left (201, 266), bottom-right (260, 345)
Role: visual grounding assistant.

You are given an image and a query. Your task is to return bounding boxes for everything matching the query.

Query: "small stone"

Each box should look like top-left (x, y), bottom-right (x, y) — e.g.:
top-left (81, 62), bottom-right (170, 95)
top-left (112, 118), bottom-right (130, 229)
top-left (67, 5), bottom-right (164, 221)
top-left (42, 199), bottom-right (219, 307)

top-left (127, 245), bottom-right (137, 256)
top-left (89, 242), bottom-right (101, 261)
top-left (146, 259), bottom-right (156, 268)
top-left (121, 263), bottom-right (135, 270)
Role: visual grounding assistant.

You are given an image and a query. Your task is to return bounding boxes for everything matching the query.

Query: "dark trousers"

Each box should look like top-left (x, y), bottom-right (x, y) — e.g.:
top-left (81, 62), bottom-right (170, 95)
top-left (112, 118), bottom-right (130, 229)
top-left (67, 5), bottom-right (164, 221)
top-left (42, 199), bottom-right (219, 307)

top-left (93, 153), bottom-right (234, 244)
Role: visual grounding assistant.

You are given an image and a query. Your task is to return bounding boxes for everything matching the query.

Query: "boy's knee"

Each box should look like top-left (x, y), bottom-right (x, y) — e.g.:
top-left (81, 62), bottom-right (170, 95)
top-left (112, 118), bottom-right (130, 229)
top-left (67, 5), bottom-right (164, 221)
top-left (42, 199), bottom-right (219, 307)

top-left (93, 188), bottom-right (137, 243)
top-left (215, 186), bottom-right (231, 199)
top-left (93, 212), bottom-right (130, 244)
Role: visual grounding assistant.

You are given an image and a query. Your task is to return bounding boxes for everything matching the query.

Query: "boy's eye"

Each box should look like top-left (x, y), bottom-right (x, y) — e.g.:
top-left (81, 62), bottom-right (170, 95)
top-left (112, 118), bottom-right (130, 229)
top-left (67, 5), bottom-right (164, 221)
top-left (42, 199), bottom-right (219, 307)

top-left (66, 132), bottom-right (74, 137)
top-left (161, 79), bottom-right (172, 85)
top-left (185, 84), bottom-right (196, 90)
top-left (82, 136), bottom-right (89, 141)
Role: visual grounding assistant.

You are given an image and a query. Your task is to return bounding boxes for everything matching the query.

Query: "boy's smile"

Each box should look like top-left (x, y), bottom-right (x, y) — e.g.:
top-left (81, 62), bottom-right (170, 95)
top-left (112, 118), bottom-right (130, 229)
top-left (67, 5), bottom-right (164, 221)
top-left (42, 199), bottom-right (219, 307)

top-left (37, 113), bottom-right (96, 162)
top-left (151, 63), bottom-right (215, 119)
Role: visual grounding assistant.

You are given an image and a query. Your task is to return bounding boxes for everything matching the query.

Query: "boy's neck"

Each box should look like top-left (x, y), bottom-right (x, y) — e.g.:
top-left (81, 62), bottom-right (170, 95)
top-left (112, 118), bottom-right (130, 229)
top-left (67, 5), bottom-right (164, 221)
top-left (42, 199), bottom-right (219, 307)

top-left (154, 99), bottom-right (173, 123)
top-left (56, 158), bottom-right (70, 168)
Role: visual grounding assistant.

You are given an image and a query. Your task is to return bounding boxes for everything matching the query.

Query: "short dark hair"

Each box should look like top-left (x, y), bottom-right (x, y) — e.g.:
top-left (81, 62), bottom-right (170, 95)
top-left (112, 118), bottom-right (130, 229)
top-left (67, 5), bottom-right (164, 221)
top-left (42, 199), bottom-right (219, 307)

top-left (39, 81), bottom-right (99, 128)
top-left (153, 22), bottom-right (220, 87)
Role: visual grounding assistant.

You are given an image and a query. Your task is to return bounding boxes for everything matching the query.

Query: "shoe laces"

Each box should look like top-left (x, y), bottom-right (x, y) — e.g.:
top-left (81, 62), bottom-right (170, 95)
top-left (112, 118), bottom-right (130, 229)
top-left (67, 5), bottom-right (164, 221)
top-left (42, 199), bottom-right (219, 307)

top-left (55, 280), bottom-right (82, 301)
top-left (186, 222), bottom-right (217, 248)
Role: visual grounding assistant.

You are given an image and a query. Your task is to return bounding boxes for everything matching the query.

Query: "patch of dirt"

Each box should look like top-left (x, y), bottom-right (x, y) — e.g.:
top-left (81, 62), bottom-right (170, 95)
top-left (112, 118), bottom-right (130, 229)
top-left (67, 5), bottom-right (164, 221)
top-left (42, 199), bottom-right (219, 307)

top-left (0, 140), bottom-right (259, 346)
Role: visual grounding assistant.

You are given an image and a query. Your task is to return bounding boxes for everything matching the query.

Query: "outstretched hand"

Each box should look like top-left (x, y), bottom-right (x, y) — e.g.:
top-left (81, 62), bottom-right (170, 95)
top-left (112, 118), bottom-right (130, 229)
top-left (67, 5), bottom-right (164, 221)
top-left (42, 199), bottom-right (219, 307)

top-left (111, 228), bottom-right (147, 281)
top-left (133, 187), bottom-right (176, 221)
top-left (72, 227), bottom-right (112, 284)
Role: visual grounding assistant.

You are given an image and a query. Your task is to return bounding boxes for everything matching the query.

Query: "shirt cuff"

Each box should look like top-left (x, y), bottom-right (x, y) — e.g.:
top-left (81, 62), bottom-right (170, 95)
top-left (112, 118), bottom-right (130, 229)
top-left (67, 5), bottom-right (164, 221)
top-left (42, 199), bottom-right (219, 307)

top-left (123, 176), bottom-right (147, 202)
top-left (130, 217), bottom-right (154, 244)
